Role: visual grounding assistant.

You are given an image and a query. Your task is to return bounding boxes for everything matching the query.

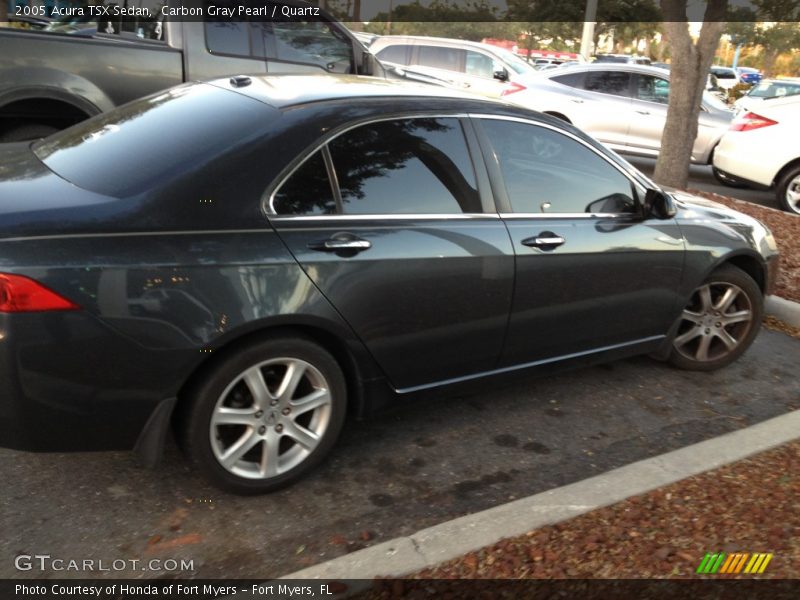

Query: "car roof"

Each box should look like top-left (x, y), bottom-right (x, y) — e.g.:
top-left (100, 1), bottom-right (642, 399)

top-left (208, 74), bottom-right (499, 109)
top-left (370, 35), bottom-right (506, 53)
top-left (541, 63), bottom-right (671, 77)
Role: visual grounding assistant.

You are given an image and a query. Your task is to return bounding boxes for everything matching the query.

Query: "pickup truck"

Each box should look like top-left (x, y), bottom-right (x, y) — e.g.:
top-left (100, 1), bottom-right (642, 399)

top-left (0, 0), bottom-right (385, 141)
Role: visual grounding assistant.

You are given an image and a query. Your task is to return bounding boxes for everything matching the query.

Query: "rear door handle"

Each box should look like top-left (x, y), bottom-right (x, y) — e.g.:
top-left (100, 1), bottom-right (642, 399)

top-left (308, 234), bottom-right (371, 253)
top-left (570, 98), bottom-right (584, 103)
top-left (635, 109), bottom-right (650, 115)
top-left (521, 232), bottom-right (566, 250)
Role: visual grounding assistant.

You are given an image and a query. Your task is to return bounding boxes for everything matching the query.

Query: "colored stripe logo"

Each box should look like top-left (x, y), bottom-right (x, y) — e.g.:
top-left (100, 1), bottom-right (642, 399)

top-left (696, 552), bottom-right (773, 574)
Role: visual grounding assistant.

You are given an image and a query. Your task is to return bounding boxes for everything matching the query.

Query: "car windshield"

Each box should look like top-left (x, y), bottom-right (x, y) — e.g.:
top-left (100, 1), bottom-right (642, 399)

top-left (492, 47), bottom-right (539, 75)
top-left (749, 81), bottom-right (800, 99)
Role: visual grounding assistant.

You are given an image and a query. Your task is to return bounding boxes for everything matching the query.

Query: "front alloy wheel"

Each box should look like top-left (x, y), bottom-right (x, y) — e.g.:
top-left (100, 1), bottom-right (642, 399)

top-left (181, 336), bottom-right (346, 494)
top-left (669, 265), bottom-right (762, 371)
top-left (778, 167), bottom-right (800, 215)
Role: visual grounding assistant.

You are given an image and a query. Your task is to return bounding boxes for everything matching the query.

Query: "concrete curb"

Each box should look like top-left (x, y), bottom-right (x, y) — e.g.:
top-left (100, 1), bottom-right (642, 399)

top-left (282, 409), bottom-right (800, 580)
top-left (766, 295), bottom-right (800, 328)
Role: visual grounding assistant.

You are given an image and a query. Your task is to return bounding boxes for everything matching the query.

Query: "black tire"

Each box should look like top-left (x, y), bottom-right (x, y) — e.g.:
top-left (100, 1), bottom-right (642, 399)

top-left (179, 335), bottom-right (347, 494)
top-left (0, 122), bottom-right (59, 143)
top-left (711, 165), bottom-right (748, 189)
top-left (668, 265), bottom-right (762, 371)
top-left (776, 164), bottom-right (800, 215)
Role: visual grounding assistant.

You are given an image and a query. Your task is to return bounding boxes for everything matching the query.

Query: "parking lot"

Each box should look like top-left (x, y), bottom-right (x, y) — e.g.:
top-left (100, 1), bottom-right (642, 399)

top-left (2, 328), bottom-right (797, 579)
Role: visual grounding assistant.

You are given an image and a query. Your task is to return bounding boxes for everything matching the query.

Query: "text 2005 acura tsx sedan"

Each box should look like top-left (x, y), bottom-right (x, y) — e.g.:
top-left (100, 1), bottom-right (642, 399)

top-left (0, 75), bottom-right (779, 493)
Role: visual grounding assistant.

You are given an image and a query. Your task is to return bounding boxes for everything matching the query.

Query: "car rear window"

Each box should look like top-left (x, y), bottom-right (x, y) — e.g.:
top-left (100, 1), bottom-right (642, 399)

top-left (34, 84), bottom-right (276, 198)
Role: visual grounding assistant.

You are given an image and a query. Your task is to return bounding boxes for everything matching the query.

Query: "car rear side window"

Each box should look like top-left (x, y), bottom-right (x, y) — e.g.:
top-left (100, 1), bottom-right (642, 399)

top-left (584, 71), bottom-right (632, 97)
top-left (324, 118), bottom-right (480, 215)
top-left (272, 151), bottom-right (337, 216)
top-left (205, 21), bottom-right (251, 56)
top-left (481, 119), bottom-right (636, 215)
top-left (417, 46), bottom-right (464, 72)
top-left (550, 71), bottom-right (586, 89)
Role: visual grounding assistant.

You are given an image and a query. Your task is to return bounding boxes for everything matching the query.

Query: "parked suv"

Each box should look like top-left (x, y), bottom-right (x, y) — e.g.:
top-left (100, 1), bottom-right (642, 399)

top-left (369, 35), bottom-right (539, 97)
top-left (501, 63), bottom-right (733, 164)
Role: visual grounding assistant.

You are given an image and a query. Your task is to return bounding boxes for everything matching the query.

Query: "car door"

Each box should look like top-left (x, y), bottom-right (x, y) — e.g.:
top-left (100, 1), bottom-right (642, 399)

top-left (472, 116), bottom-right (685, 367)
top-left (561, 70), bottom-right (635, 152)
top-left (628, 73), bottom-right (670, 157)
top-left (462, 49), bottom-right (508, 97)
top-left (267, 116), bottom-right (515, 391)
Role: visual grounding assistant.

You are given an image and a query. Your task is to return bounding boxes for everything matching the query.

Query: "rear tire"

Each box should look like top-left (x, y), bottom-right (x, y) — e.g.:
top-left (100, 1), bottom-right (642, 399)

top-left (669, 265), bottom-right (762, 371)
top-left (179, 335), bottom-right (347, 494)
top-left (776, 164), bottom-right (800, 215)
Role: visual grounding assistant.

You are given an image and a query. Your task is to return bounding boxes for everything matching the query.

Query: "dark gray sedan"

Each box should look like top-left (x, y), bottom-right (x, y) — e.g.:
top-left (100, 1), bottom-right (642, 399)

top-left (0, 75), bottom-right (778, 493)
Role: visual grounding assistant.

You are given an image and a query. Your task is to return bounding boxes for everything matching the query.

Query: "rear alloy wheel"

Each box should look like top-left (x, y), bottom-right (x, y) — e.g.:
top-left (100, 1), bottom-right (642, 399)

top-left (777, 165), bottom-right (800, 215)
top-left (181, 336), bottom-right (346, 494)
top-left (669, 265), bottom-right (762, 371)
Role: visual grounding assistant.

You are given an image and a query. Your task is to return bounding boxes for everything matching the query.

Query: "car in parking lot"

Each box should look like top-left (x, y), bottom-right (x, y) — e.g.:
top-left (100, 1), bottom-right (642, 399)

top-left (499, 63), bottom-right (732, 164)
top-left (734, 79), bottom-right (800, 113)
top-left (0, 75), bottom-right (777, 493)
top-left (369, 35), bottom-right (539, 97)
top-left (713, 94), bottom-right (800, 214)
top-left (710, 66), bottom-right (741, 90)
top-left (736, 66), bottom-right (762, 85)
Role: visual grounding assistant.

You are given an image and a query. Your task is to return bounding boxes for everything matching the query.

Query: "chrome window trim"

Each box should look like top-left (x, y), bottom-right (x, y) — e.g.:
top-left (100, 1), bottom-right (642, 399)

top-left (469, 113), bottom-right (649, 217)
top-left (499, 212), bottom-right (632, 220)
top-left (268, 213), bottom-right (500, 222)
top-left (264, 113), bottom-right (474, 219)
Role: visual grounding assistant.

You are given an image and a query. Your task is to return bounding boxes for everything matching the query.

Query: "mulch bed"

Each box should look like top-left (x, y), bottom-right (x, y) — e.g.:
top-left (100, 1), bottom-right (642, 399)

top-left (687, 190), bottom-right (800, 303)
top-left (401, 440), bottom-right (800, 580)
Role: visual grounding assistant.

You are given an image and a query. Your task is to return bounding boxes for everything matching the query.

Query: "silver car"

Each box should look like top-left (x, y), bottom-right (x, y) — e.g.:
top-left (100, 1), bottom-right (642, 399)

top-left (506, 64), bottom-right (733, 164)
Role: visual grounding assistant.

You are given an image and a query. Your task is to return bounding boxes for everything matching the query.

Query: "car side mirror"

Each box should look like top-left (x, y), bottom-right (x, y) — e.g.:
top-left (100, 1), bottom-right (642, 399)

top-left (493, 68), bottom-right (509, 82)
top-left (643, 188), bottom-right (677, 219)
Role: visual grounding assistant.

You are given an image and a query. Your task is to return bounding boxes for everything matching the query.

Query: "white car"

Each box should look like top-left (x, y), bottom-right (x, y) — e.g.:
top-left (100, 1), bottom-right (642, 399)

top-left (713, 94), bottom-right (800, 214)
top-left (734, 79), bottom-right (800, 114)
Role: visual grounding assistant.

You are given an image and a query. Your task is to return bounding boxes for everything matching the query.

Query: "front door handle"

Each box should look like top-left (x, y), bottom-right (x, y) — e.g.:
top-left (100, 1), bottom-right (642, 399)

top-left (635, 109), bottom-right (650, 115)
top-left (521, 232), bottom-right (566, 250)
top-left (570, 98), bottom-right (584, 103)
top-left (308, 234), bottom-right (371, 253)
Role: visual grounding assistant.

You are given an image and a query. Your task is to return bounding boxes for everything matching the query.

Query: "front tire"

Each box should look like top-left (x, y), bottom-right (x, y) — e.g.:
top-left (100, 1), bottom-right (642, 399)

top-left (669, 265), bottom-right (762, 371)
top-left (180, 335), bottom-right (347, 494)
top-left (777, 165), bottom-right (800, 215)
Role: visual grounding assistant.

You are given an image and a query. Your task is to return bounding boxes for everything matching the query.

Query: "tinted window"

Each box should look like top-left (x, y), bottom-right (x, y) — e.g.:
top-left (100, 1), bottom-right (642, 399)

top-left (636, 75), bottom-right (670, 104)
top-left (712, 68), bottom-right (737, 80)
top-left (465, 51), bottom-right (495, 78)
top-left (550, 71), bottom-right (586, 89)
top-left (584, 71), bottom-right (632, 96)
top-left (205, 22), bottom-right (251, 56)
top-left (328, 118), bottom-right (480, 214)
top-left (270, 19), bottom-right (354, 73)
top-left (417, 46), bottom-right (463, 72)
top-left (47, 0), bottom-right (165, 40)
top-left (376, 44), bottom-right (412, 65)
top-left (481, 120), bottom-right (636, 214)
top-left (34, 84), bottom-right (276, 198)
top-left (273, 151), bottom-right (336, 216)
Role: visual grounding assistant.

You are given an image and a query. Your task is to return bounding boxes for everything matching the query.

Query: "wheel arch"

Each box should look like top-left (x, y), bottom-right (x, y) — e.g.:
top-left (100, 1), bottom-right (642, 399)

top-left (542, 111), bottom-right (571, 124)
top-left (172, 320), bottom-right (374, 430)
top-left (774, 156), bottom-right (800, 188)
top-left (710, 251), bottom-right (767, 293)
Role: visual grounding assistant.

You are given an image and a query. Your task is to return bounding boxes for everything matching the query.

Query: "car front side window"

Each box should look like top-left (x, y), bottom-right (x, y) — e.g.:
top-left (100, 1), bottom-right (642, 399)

top-left (637, 75), bottom-right (670, 104)
top-left (480, 119), bottom-right (637, 215)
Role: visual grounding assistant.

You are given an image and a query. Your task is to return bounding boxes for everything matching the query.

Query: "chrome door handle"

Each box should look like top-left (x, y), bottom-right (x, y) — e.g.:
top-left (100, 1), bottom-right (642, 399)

top-left (521, 233), bottom-right (566, 249)
top-left (308, 236), bottom-right (371, 252)
top-left (570, 98), bottom-right (584, 103)
top-left (635, 110), bottom-right (650, 115)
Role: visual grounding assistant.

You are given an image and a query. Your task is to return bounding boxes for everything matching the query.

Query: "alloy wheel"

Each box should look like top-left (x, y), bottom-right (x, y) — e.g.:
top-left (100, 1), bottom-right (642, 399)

top-left (673, 281), bottom-right (754, 363)
top-left (785, 174), bottom-right (800, 215)
top-left (209, 358), bottom-right (332, 480)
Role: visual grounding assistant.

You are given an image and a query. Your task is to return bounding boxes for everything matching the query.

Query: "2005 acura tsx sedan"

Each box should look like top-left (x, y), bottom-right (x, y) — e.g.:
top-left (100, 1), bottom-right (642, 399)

top-left (0, 75), bottom-right (779, 493)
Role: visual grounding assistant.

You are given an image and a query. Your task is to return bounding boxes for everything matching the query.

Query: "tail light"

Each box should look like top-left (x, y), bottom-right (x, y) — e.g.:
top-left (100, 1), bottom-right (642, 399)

top-left (730, 111), bottom-right (778, 132)
top-left (0, 273), bottom-right (79, 313)
top-left (501, 82), bottom-right (527, 96)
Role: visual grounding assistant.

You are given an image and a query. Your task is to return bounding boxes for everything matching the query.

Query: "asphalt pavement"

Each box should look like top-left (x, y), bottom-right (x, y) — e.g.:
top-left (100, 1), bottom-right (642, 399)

top-left (2, 328), bottom-right (798, 579)
top-left (626, 156), bottom-right (777, 209)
